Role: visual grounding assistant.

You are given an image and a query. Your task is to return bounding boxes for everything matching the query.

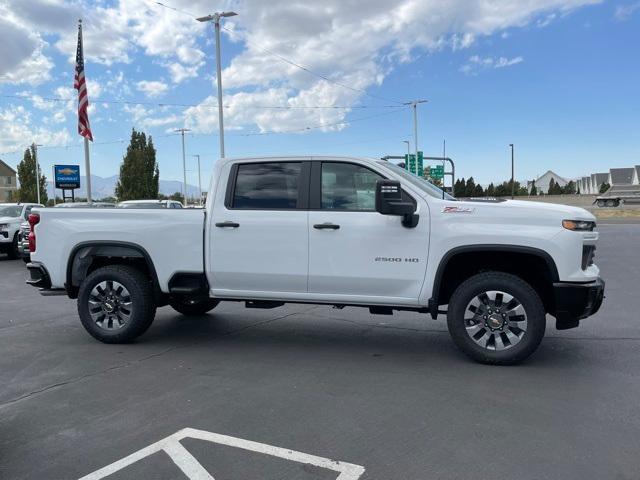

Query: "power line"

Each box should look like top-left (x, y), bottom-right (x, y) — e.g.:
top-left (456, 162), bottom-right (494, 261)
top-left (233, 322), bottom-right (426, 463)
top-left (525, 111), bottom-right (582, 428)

top-left (0, 107), bottom-right (407, 155)
top-left (0, 94), bottom-right (402, 110)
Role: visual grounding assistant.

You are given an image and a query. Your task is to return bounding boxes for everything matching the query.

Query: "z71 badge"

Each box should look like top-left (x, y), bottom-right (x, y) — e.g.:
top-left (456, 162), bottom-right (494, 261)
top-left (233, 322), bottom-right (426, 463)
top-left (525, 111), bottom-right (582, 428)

top-left (442, 206), bottom-right (475, 213)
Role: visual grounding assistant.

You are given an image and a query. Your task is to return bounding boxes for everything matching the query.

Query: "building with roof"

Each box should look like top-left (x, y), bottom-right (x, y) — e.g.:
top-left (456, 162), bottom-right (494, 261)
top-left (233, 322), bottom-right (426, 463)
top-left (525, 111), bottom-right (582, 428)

top-left (579, 176), bottom-right (591, 194)
top-left (0, 159), bottom-right (17, 202)
top-left (609, 167), bottom-right (635, 186)
top-left (591, 173), bottom-right (610, 194)
top-left (527, 170), bottom-right (568, 194)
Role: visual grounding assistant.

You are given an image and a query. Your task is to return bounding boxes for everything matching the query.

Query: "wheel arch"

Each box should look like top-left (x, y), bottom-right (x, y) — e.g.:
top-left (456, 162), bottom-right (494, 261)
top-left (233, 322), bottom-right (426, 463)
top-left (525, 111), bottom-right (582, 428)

top-left (66, 241), bottom-right (161, 300)
top-left (429, 245), bottom-right (559, 318)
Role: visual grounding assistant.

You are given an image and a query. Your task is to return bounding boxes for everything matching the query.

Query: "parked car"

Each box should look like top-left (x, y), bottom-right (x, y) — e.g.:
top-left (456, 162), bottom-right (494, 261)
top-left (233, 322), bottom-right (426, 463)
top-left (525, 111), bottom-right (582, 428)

top-left (117, 200), bottom-right (183, 209)
top-left (54, 202), bottom-right (116, 208)
top-left (0, 203), bottom-right (44, 259)
top-left (17, 220), bottom-right (31, 262)
top-left (25, 156), bottom-right (604, 365)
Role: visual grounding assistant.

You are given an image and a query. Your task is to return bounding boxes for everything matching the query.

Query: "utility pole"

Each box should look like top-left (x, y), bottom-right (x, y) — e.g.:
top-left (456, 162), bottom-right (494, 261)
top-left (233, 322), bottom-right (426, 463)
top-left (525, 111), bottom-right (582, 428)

top-left (402, 140), bottom-right (410, 156)
top-left (403, 100), bottom-right (428, 161)
top-left (192, 154), bottom-right (202, 205)
top-left (32, 143), bottom-right (42, 204)
top-left (197, 11), bottom-right (237, 159)
top-left (175, 128), bottom-right (190, 204)
top-left (509, 143), bottom-right (515, 199)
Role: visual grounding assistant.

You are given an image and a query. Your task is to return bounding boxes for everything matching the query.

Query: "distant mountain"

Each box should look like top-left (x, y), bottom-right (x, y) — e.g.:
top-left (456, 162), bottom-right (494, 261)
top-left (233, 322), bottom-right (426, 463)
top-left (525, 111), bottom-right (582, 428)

top-left (45, 175), bottom-right (203, 200)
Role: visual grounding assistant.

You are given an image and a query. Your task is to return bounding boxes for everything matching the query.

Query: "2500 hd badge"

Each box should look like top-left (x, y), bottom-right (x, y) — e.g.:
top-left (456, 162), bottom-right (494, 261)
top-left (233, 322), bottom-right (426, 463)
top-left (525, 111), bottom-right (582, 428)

top-left (375, 257), bottom-right (420, 263)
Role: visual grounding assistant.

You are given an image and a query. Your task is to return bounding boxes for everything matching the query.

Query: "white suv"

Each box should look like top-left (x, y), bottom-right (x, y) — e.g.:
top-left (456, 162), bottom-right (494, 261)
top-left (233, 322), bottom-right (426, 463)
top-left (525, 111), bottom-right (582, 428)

top-left (0, 203), bottom-right (43, 259)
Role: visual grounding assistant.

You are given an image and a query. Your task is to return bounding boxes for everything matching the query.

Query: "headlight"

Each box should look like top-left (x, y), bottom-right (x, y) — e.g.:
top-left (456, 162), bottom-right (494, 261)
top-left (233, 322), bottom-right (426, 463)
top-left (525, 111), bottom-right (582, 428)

top-left (0, 224), bottom-right (8, 230)
top-left (562, 219), bottom-right (595, 231)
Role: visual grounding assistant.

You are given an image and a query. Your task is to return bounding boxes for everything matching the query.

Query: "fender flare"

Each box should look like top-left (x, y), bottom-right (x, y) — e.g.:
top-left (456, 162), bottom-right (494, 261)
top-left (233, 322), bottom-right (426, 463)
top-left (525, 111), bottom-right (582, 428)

top-left (66, 241), bottom-right (161, 298)
top-left (428, 244), bottom-right (560, 318)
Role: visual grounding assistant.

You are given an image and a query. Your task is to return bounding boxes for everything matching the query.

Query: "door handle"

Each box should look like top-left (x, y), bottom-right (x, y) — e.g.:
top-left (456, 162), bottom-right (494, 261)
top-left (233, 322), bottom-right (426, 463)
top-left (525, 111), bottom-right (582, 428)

top-left (215, 221), bottom-right (240, 228)
top-left (313, 223), bottom-right (340, 230)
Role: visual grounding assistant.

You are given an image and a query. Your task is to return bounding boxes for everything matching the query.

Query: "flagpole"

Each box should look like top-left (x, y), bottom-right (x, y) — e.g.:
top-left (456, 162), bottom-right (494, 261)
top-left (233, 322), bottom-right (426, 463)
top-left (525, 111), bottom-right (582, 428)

top-left (84, 137), bottom-right (92, 203)
top-left (77, 19), bottom-right (92, 205)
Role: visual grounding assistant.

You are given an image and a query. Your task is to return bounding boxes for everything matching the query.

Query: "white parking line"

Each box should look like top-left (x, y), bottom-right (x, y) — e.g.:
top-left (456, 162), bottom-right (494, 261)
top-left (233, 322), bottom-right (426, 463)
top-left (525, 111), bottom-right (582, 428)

top-left (79, 427), bottom-right (365, 480)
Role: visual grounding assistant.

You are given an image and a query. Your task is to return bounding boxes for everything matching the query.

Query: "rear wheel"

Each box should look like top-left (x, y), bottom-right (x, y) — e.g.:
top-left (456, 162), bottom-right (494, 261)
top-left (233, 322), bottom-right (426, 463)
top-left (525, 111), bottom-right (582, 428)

top-left (170, 298), bottom-right (219, 316)
top-left (446, 272), bottom-right (546, 365)
top-left (78, 265), bottom-right (156, 343)
top-left (606, 199), bottom-right (617, 207)
top-left (596, 200), bottom-right (606, 207)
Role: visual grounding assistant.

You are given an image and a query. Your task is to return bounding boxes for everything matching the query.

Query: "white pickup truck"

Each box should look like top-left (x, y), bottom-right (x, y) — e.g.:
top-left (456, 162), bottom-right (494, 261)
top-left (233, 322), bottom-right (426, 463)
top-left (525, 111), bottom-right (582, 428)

top-left (25, 156), bottom-right (604, 364)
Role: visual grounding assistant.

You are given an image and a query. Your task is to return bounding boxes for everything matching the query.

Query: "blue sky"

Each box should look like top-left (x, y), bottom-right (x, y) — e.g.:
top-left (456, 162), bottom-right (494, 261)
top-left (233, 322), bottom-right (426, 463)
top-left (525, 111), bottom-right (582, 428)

top-left (0, 0), bottom-right (638, 189)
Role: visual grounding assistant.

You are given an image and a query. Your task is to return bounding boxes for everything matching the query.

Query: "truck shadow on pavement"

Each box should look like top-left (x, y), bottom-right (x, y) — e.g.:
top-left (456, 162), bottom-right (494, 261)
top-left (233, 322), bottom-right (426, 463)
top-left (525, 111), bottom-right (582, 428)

top-left (133, 306), bottom-right (576, 368)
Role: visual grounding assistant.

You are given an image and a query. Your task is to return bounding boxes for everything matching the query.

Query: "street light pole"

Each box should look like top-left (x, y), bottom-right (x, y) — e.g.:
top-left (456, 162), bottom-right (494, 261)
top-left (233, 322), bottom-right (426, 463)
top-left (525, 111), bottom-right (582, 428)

top-left (197, 11), bottom-right (237, 159)
top-left (193, 154), bottom-right (202, 205)
top-left (403, 100), bottom-right (428, 161)
top-left (402, 140), bottom-right (410, 156)
top-left (509, 143), bottom-right (515, 199)
top-left (32, 143), bottom-right (42, 204)
top-left (175, 128), bottom-right (191, 204)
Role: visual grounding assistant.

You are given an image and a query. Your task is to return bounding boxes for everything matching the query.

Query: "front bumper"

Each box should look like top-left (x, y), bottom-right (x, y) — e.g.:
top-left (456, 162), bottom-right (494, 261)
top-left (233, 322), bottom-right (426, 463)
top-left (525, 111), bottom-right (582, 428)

top-left (553, 277), bottom-right (605, 330)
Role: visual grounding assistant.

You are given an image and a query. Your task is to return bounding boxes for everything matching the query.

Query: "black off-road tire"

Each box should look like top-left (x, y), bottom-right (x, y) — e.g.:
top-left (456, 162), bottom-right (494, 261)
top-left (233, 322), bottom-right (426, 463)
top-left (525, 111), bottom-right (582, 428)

top-left (77, 265), bottom-right (156, 343)
top-left (169, 298), bottom-right (219, 316)
top-left (446, 272), bottom-right (546, 365)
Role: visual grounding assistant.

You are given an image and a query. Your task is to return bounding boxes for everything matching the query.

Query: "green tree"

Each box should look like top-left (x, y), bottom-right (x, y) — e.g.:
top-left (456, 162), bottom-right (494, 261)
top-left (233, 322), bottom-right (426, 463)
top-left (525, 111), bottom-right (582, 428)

top-left (473, 184), bottom-right (484, 197)
top-left (530, 181), bottom-right (538, 196)
top-left (465, 177), bottom-right (476, 197)
top-left (599, 182), bottom-right (610, 194)
top-left (547, 178), bottom-right (564, 195)
top-left (115, 129), bottom-right (160, 201)
top-left (454, 178), bottom-right (466, 197)
top-left (17, 145), bottom-right (48, 204)
top-left (486, 183), bottom-right (496, 197)
top-left (563, 180), bottom-right (576, 195)
top-left (169, 191), bottom-right (185, 203)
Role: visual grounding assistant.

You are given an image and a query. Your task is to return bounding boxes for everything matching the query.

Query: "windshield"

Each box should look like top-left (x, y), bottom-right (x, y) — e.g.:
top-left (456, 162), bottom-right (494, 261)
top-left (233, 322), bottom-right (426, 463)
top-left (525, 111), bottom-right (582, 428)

top-left (117, 202), bottom-right (165, 209)
top-left (0, 205), bottom-right (22, 217)
top-left (380, 162), bottom-right (456, 200)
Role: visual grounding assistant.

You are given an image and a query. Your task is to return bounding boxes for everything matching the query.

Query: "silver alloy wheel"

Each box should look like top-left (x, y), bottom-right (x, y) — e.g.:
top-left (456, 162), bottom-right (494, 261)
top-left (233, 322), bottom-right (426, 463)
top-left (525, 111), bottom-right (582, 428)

top-left (88, 280), bottom-right (132, 330)
top-left (464, 290), bottom-right (528, 351)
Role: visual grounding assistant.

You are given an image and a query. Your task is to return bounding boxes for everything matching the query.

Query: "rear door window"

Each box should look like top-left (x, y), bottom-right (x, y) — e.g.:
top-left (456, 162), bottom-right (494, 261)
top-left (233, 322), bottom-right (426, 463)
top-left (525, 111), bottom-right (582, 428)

top-left (232, 162), bottom-right (302, 209)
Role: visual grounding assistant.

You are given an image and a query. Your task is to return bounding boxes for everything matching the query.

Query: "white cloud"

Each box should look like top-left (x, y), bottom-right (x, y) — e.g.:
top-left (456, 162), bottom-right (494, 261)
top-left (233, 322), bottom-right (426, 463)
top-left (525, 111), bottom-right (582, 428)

top-left (614, 2), bottom-right (640, 21)
top-left (0, 105), bottom-right (71, 152)
top-left (136, 80), bottom-right (169, 98)
top-left (124, 104), bottom-right (180, 130)
top-left (0, 12), bottom-right (53, 86)
top-left (0, 0), bottom-right (601, 133)
top-left (166, 62), bottom-right (204, 84)
top-left (460, 55), bottom-right (524, 75)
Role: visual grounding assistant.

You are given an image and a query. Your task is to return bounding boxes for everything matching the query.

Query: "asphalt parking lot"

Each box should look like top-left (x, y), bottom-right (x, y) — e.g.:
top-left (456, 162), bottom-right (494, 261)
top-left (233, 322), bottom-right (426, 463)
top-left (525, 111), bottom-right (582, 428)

top-left (1, 224), bottom-right (639, 479)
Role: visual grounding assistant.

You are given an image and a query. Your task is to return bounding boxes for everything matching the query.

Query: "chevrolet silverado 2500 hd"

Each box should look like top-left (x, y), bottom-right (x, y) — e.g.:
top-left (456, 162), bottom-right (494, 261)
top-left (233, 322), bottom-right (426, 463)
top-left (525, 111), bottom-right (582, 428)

top-left (25, 156), bottom-right (604, 364)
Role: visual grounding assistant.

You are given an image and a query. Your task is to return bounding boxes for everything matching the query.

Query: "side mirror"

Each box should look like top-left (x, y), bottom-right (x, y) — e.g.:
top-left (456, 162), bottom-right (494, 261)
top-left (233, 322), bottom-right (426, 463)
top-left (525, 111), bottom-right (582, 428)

top-left (375, 179), bottom-right (419, 228)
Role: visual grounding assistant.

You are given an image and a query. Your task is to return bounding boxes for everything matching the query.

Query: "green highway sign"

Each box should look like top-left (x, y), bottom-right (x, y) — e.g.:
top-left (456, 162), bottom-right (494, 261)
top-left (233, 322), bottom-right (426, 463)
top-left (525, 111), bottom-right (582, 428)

top-left (428, 165), bottom-right (444, 180)
top-left (404, 151), bottom-right (425, 177)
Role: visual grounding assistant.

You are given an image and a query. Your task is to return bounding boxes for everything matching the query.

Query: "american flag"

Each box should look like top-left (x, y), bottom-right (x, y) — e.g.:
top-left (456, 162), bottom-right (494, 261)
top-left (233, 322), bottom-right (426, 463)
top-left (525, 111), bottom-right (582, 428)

top-left (74, 21), bottom-right (93, 141)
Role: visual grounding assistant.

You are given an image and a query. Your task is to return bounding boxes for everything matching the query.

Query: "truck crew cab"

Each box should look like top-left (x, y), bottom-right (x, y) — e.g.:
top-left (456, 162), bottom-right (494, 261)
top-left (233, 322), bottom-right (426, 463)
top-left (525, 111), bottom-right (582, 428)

top-left (25, 156), bottom-right (604, 365)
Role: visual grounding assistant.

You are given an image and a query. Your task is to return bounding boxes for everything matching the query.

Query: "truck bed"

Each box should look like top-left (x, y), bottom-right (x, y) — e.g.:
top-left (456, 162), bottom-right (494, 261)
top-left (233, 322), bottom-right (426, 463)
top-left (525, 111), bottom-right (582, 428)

top-left (32, 208), bottom-right (205, 291)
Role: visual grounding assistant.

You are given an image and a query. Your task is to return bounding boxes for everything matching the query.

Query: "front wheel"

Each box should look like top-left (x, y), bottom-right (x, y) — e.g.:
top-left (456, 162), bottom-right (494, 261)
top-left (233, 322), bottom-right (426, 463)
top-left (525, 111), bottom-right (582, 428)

top-left (77, 265), bottom-right (156, 343)
top-left (446, 272), bottom-right (546, 365)
top-left (169, 298), bottom-right (219, 316)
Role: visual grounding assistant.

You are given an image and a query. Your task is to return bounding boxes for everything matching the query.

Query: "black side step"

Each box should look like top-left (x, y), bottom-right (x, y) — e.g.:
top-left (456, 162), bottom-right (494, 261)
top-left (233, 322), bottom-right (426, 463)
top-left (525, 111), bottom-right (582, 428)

top-left (245, 300), bottom-right (285, 309)
top-left (369, 306), bottom-right (393, 315)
